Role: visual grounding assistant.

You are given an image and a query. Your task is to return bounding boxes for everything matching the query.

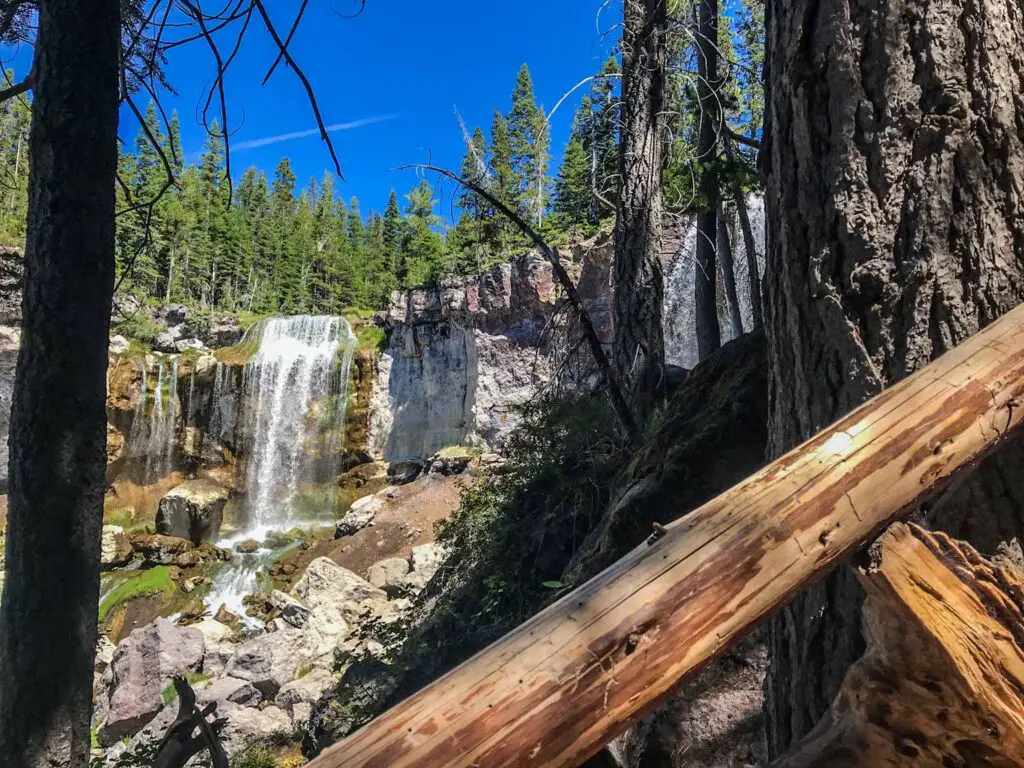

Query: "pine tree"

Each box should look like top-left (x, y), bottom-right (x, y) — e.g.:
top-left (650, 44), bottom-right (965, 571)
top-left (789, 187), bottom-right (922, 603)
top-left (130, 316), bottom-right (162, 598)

top-left (450, 126), bottom-right (490, 274)
top-left (507, 64), bottom-right (549, 225)
top-left (400, 179), bottom-right (445, 287)
top-left (486, 109), bottom-right (519, 255)
top-left (554, 135), bottom-right (592, 234)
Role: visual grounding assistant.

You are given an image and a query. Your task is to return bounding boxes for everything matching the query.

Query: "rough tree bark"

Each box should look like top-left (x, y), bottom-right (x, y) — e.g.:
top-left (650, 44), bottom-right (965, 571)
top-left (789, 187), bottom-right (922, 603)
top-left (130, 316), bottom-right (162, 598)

top-left (613, 0), bottom-right (667, 418)
top-left (717, 203), bottom-right (743, 339)
top-left (0, 1), bottom-right (120, 765)
top-left (693, 0), bottom-right (722, 361)
top-left (724, 137), bottom-right (764, 332)
top-left (763, 0), bottom-right (1024, 755)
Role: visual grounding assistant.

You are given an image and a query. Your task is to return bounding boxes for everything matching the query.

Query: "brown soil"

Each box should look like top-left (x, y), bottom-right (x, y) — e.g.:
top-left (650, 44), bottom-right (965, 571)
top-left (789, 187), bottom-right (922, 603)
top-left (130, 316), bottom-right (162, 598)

top-left (105, 472), bottom-right (185, 528)
top-left (272, 472), bottom-right (466, 589)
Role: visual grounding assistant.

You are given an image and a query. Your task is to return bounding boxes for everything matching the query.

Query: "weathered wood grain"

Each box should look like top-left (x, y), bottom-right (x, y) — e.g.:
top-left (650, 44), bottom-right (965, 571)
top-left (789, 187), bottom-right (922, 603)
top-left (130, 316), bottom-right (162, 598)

top-left (775, 522), bottom-right (1024, 766)
top-left (310, 303), bottom-right (1024, 768)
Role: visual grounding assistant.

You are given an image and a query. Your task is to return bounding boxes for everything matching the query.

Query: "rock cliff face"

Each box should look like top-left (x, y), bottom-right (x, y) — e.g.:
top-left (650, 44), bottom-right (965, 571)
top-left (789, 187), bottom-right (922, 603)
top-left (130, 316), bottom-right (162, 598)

top-left (368, 235), bottom-right (614, 461)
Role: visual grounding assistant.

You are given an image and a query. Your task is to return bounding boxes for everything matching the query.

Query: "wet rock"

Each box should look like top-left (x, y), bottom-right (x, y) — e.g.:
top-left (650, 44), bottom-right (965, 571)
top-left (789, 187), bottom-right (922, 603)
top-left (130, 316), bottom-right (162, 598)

top-left (215, 604), bottom-right (242, 628)
top-left (100, 525), bottom-right (133, 570)
top-left (155, 479), bottom-right (229, 544)
top-left (235, 538), bottom-right (260, 554)
top-left (367, 557), bottom-right (411, 595)
top-left (109, 334), bottom-right (130, 355)
top-left (334, 495), bottom-right (381, 537)
top-left (225, 627), bottom-right (306, 698)
top-left (101, 618), bottom-right (204, 745)
top-left (129, 533), bottom-right (193, 566)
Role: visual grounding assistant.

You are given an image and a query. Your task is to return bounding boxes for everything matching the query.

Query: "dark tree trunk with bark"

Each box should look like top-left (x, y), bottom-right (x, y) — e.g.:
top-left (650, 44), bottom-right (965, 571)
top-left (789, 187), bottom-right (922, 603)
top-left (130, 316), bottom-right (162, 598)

top-left (0, 1), bottom-right (120, 765)
top-left (717, 204), bottom-right (743, 338)
top-left (763, 0), bottom-right (1024, 755)
top-left (694, 0), bottom-right (721, 361)
top-left (614, 0), bottom-right (667, 418)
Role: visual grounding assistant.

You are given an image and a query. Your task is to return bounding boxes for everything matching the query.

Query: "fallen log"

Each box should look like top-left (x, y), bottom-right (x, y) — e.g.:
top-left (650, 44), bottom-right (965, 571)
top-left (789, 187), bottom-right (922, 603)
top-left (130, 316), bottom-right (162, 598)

top-left (775, 522), bottom-right (1024, 766)
top-left (309, 304), bottom-right (1024, 768)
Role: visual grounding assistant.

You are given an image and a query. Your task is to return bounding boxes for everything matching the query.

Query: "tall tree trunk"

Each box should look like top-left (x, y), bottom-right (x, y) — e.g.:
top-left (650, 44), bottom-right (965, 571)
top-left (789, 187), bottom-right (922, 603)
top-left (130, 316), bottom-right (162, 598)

top-left (613, 0), bottom-right (667, 417)
top-left (0, 1), bottom-right (120, 765)
top-left (763, 0), bottom-right (1024, 755)
top-left (725, 137), bottom-right (764, 332)
top-left (694, 0), bottom-right (721, 360)
top-left (717, 202), bottom-right (743, 338)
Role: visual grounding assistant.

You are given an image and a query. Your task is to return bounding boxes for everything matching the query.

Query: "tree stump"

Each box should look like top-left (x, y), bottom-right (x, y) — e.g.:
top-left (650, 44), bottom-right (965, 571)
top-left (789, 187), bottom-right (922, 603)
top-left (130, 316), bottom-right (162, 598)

top-left (776, 522), bottom-right (1024, 767)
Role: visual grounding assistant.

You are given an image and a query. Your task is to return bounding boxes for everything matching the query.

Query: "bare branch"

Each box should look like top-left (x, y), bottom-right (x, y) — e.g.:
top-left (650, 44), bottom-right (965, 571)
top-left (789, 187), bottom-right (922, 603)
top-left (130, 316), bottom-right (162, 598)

top-left (261, 0), bottom-right (309, 85)
top-left (253, 0), bottom-right (344, 180)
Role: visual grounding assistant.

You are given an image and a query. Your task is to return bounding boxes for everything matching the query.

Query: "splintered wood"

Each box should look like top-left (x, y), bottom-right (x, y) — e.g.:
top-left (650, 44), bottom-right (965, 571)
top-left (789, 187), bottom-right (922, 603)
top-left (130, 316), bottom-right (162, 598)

top-left (776, 523), bottom-right (1024, 766)
top-left (309, 304), bottom-right (1024, 768)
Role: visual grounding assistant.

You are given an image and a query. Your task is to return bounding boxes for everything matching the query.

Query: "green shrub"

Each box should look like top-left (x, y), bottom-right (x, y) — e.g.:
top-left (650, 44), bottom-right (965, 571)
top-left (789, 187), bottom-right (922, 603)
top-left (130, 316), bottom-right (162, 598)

top-left (229, 743), bottom-right (277, 768)
top-left (113, 312), bottom-right (161, 346)
top-left (386, 393), bottom-right (628, 698)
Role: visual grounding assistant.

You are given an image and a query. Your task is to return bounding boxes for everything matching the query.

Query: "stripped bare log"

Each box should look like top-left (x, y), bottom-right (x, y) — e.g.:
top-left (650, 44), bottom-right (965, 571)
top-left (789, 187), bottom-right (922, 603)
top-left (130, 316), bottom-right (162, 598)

top-left (776, 522), bottom-right (1024, 767)
top-left (308, 302), bottom-right (1024, 768)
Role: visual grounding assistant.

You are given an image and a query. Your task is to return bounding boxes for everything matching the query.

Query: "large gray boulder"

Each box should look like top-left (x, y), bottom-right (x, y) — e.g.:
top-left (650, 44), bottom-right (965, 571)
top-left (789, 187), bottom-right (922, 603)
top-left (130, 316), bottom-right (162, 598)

top-left (206, 319), bottom-right (242, 348)
top-left (217, 702), bottom-right (293, 756)
top-left (101, 618), bottom-right (205, 745)
top-left (155, 479), bottom-right (229, 544)
top-left (196, 676), bottom-right (262, 708)
top-left (292, 557), bottom-right (388, 625)
top-left (224, 627), bottom-right (305, 698)
top-left (334, 495), bottom-right (381, 537)
top-left (152, 325), bottom-right (182, 353)
top-left (367, 557), bottom-right (411, 596)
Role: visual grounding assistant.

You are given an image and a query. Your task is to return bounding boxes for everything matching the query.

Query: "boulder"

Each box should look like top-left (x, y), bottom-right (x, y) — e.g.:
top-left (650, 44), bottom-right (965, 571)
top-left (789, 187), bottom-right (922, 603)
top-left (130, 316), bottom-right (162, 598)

top-left (155, 479), bottom-right (229, 544)
top-left (217, 702), bottom-right (293, 756)
top-left (225, 627), bottom-right (306, 698)
top-left (395, 542), bottom-right (448, 596)
top-left (173, 337), bottom-right (205, 353)
top-left (101, 618), bottom-right (204, 745)
top-left (100, 525), bottom-right (133, 570)
top-left (128, 533), bottom-right (193, 566)
top-left (367, 557), bottom-right (411, 595)
top-left (108, 334), bottom-right (130, 355)
top-left (206, 320), bottom-right (242, 348)
top-left (292, 557), bottom-right (388, 624)
top-left (196, 676), bottom-right (262, 708)
top-left (152, 325), bottom-right (182, 353)
top-left (277, 668), bottom-right (335, 715)
top-left (158, 303), bottom-right (188, 326)
top-left (269, 589), bottom-right (312, 629)
top-left (235, 538), bottom-right (260, 554)
top-left (334, 495), bottom-right (381, 537)
top-left (190, 618), bottom-right (233, 644)
top-left (193, 353), bottom-right (218, 375)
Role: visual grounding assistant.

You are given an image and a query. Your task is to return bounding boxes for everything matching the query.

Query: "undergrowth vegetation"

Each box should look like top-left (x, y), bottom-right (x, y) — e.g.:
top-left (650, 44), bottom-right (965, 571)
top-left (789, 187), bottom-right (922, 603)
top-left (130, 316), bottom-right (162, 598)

top-left (385, 392), bottom-right (628, 698)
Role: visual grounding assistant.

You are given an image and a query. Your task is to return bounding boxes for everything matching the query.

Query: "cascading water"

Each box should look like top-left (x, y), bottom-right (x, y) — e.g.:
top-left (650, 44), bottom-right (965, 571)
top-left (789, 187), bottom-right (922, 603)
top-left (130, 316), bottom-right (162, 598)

top-left (205, 316), bottom-right (356, 621)
top-left (127, 355), bottom-right (180, 483)
top-left (663, 193), bottom-right (766, 368)
top-left (241, 315), bottom-right (356, 537)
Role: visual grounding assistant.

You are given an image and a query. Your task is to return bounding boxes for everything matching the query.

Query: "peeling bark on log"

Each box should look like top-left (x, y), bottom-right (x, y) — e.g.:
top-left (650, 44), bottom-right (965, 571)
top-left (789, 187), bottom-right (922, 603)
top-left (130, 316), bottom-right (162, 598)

top-left (776, 522), bottom-right (1024, 767)
top-left (308, 302), bottom-right (1024, 768)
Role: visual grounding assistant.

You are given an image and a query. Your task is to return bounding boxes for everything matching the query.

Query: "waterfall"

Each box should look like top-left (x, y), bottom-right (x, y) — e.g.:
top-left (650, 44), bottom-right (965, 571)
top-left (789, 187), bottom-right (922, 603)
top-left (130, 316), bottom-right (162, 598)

top-left (240, 315), bottom-right (356, 537)
top-left (662, 193), bottom-right (766, 368)
top-left (127, 355), bottom-right (180, 483)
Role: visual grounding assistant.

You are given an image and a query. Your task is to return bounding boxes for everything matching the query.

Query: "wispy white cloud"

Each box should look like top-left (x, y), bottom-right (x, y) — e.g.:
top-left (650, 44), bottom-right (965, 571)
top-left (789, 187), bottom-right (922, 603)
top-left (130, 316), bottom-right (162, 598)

top-left (233, 114), bottom-right (398, 151)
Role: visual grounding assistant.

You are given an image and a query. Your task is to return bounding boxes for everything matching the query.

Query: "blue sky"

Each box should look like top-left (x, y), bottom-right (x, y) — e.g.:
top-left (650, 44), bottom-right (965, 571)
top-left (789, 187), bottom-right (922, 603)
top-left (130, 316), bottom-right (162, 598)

top-left (152, 0), bottom-right (617, 220)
